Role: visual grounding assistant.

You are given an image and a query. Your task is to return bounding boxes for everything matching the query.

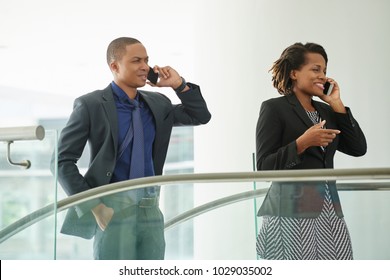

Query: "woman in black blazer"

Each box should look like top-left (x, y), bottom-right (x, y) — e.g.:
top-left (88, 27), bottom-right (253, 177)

top-left (255, 42), bottom-right (366, 259)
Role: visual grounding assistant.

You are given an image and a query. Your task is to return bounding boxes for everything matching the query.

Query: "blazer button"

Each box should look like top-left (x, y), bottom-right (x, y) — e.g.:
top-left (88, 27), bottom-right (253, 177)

top-left (106, 172), bottom-right (112, 177)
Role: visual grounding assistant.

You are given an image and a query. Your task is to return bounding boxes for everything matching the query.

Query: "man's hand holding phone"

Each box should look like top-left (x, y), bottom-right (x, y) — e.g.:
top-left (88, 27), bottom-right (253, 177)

top-left (147, 65), bottom-right (182, 86)
top-left (147, 65), bottom-right (188, 93)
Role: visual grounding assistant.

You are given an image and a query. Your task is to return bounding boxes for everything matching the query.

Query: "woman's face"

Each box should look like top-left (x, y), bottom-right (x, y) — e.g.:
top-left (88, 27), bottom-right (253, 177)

top-left (290, 52), bottom-right (327, 97)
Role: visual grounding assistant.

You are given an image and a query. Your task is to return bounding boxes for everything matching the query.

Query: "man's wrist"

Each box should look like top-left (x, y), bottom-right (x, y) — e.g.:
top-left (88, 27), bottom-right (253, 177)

top-left (174, 77), bottom-right (187, 93)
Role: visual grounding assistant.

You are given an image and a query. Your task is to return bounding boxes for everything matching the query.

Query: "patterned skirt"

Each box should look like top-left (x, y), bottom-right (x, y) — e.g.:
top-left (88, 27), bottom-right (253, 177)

top-left (256, 184), bottom-right (353, 260)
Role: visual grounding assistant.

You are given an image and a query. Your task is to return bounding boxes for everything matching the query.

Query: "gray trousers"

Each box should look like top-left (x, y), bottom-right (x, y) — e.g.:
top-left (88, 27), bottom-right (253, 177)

top-left (93, 201), bottom-right (165, 260)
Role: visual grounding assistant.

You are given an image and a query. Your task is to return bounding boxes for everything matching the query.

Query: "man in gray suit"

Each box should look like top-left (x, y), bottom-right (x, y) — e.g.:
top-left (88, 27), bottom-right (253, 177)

top-left (56, 37), bottom-right (211, 259)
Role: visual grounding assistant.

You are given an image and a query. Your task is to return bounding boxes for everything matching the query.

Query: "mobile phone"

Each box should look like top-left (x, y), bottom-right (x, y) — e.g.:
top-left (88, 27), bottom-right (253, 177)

top-left (323, 81), bottom-right (334, 95)
top-left (147, 67), bottom-right (159, 84)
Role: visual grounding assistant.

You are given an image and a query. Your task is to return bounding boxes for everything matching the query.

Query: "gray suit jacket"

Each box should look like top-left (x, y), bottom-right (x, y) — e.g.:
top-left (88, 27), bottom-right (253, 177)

top-left (56, 83), bottom-right (211, 239)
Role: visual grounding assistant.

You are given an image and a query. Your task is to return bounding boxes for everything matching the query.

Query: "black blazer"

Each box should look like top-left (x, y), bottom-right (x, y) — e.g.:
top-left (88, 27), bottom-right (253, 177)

top-left (56, 83), bottom-right (211, 239)
top-left (256, 94), bottom-right (366, 218)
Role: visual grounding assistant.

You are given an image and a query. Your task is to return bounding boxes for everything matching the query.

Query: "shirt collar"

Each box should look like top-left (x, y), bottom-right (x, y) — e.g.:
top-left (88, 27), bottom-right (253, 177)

top-left (111, 81), bottom-right (140, 104)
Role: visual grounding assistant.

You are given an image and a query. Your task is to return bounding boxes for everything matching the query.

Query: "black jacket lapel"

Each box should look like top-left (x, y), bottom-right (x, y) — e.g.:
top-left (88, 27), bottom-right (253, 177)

top-left (286, 94), bottom-right (313, 128)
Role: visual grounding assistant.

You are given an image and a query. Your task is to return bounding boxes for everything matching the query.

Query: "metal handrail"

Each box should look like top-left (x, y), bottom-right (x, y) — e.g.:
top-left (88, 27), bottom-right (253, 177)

top-left (165, 181), bottom-right (390, 230)
top-left (0, 168), bottom-right (390, 243)
top-left (165, 188), bottom-right (270, 230)
top-left (0, 125), bottom-right (45, 142)
top-left (56, 167), bottom-right (390, 210)
top-left (0, 125), bottom-right (45, 168)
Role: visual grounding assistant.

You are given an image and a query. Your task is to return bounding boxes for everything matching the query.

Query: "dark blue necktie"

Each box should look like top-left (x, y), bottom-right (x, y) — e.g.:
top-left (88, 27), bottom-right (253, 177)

top-left (129, 98), bottom-right (144, 179)
top-left (117, 97), bottom-right (156, 199)
top-left (131, 99), bottom-right (157, 198)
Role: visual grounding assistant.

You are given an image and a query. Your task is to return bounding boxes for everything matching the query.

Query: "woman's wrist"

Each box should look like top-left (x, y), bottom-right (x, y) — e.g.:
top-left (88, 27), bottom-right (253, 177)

top-left (329, 99), bottom-right (346, 113)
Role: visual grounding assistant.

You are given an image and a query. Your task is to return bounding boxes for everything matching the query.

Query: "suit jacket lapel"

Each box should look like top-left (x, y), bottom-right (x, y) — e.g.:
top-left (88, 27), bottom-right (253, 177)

top-left (102, 85), bottom-right (118, 156)
top-left (138, 90), bottom-right (165, 127)
top-left (286, 94), bottom-right (313, 128)
top-left (138, 91), bottom-right (163, 152)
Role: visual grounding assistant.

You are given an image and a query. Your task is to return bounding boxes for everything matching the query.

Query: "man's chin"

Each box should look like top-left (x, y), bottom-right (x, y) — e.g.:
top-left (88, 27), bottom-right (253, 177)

top-left (138, 79), bottom-right (148, 87)
top-left (132, 81), bottom-right (146, 88)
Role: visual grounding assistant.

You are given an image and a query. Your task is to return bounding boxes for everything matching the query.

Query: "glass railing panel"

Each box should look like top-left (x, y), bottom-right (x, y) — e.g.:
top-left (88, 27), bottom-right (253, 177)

top-left (254, 179), bottom-right (390, 260)
top-left (1, 169), bottom-right (389, 260)
top-left (52, 206), bottom-right (93, 259)
top-left (53, 181), bottom-right (258, 260)
top-left (337, 181), bottom-right (390, 260)
top-left (0, 129), bottom-right (58, 259)
top-left (189, 182), bottom-right (263, 260)
top-left (166, 181), bottom-right (259, 260)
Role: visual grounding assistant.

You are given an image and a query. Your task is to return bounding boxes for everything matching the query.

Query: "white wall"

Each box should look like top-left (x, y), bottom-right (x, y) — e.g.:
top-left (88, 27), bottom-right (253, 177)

top-left (1, 0), bottom-right (389, 259)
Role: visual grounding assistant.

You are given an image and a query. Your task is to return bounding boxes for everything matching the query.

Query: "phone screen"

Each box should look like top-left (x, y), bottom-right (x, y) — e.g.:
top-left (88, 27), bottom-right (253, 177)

top-left (147, 67), bottom-right (159, 84)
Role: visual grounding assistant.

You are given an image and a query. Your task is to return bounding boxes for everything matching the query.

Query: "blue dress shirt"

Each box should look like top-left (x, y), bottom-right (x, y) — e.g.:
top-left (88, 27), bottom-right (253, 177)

top-left (110, 81), bottom-right (157, 200)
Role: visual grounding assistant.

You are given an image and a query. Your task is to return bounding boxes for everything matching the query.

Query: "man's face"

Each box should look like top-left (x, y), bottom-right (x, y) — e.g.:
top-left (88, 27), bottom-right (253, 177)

top-left (111, 43), bottom-right (150, 89)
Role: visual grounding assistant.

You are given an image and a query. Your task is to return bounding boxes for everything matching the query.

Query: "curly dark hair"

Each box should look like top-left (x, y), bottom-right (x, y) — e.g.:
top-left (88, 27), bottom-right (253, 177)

top-left (270, 42), bottom-right (328, 95)
top-left (106, 37), bottom-right (141, 65)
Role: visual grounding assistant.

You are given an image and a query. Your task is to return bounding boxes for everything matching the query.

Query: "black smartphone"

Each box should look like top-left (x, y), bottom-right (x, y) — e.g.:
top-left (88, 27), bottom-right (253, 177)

top-left (147, 67), bottom-right (159, 84)
top-left (323, 81), bottom-right (334, 95)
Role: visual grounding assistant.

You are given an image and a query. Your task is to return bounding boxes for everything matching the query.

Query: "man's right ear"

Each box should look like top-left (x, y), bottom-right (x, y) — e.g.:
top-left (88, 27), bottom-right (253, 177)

top-left (110, 61), bottom-right (119, 73)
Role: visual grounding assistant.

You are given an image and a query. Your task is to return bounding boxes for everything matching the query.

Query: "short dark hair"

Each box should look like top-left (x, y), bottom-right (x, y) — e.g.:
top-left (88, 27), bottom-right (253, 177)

top-left (270, 42), bottom-right (328, 95)
top-left (106, 37), bottom-right (141, 65)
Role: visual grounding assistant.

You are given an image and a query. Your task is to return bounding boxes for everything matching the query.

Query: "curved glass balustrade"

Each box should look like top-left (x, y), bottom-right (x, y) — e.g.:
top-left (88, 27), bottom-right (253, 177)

top-left (0, 165), bottom-right (389, 260)
top-left (0, 129), bottom-right (58, 259)
top-left (1, 127), bottom-right (390, 260)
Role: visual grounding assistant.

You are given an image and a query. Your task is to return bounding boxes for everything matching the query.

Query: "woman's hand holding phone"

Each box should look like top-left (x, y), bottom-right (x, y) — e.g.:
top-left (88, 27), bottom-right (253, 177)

top-left (320, 78), bottom-right (346, 113)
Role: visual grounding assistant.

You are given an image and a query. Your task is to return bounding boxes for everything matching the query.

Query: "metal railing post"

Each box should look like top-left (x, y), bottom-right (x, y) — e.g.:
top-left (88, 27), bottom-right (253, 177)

top-left (0, 125), bottom-right (45, 169)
